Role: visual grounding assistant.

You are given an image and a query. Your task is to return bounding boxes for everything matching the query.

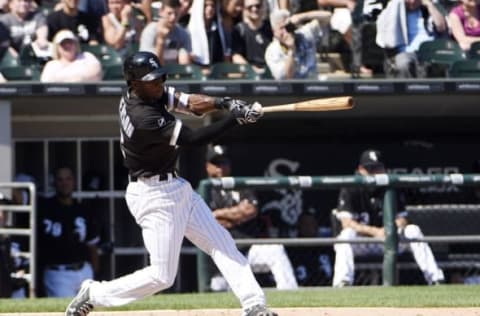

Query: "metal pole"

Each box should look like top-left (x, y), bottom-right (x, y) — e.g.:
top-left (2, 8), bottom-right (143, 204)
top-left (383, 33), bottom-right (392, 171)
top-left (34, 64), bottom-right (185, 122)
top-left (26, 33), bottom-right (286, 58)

top-left (382, 188), bottom-right (398, 286)
top-left (196, 180), bottom-right (210, 292)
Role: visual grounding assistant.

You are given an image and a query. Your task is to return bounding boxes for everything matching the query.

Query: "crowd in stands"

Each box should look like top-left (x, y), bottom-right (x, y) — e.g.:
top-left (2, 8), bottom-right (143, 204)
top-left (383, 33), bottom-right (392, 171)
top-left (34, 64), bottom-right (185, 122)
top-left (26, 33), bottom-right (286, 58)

top-left (0, 0), bottom-right (479, 81)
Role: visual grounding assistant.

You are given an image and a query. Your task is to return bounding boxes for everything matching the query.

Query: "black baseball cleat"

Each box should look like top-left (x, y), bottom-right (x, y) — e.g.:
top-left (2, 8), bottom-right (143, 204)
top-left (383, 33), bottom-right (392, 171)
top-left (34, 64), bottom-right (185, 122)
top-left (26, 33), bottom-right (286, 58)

top-left (65, 280), bottom-right (94, 316)
top-left (244, 304), bottom-right (278, 316)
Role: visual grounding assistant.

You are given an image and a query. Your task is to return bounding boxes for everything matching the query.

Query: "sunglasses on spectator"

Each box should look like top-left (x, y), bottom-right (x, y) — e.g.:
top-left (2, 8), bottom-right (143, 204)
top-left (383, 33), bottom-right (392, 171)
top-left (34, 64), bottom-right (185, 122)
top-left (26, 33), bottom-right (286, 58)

top-left (246, 3), bottom-right (262, 10)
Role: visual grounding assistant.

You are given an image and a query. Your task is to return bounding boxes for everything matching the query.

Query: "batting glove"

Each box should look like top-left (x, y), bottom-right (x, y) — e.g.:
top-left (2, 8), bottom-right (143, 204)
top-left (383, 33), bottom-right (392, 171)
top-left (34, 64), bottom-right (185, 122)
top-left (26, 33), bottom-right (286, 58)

top-left (231, 101), bottom-right (263, 125)
top-left (214, 97), bottom-right (248, 111)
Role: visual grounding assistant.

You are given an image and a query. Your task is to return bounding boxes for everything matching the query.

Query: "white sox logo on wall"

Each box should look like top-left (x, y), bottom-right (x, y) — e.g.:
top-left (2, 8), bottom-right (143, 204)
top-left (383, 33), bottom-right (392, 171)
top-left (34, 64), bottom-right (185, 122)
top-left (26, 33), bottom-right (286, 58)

top-left (261, 158), bottom-right (303, 226)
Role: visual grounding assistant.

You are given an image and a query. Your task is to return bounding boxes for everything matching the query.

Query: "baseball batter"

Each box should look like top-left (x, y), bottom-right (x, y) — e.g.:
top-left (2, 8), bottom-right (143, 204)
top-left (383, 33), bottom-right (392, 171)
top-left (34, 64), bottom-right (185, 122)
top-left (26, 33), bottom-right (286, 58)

top-left (65, 51), bottom-right (277, 316)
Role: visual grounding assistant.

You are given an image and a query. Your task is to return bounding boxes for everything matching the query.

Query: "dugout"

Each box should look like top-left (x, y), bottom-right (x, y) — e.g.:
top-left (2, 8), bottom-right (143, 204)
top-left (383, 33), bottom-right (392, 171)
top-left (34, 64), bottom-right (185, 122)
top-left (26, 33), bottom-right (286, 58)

top-left (1, 78), bottom-right (480, 290)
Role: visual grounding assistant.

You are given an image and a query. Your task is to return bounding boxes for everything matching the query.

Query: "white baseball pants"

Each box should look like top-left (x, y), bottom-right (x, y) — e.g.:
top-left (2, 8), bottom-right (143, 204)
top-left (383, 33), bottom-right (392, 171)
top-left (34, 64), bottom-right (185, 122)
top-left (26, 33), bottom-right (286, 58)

top-left (44, 262), bottom-right (94, 297)
top-left (88, 177), bottom-right (265, 309)
top-left (211, 244), bottom-right (298, 291)
top-left (332, 225), bottom-right (445, 286)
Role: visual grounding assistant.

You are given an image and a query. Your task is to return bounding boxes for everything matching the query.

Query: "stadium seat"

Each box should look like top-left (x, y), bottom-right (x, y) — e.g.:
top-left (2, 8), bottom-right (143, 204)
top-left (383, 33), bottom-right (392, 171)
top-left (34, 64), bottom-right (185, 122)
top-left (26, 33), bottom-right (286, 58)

top-left (0, 65), bottom-right (41, 81)
top-left (102, 64), bottom-right (124, 80)
top-left (0, 49), bottom-right (19, 68)
top-left (209, 62), bottom-right (258, 80)
top-left (417, 39), bottom-right (465, 77)
top-left (468, 41), bottom-right (480, 59)
top-left (81, 44), bottom-right (122, 66)
top-left (164, 63), bottom-right (204, 81)
top-left (18, 45), bottom-right (51, 66)
top-left (448, 59), bottom-right (480, 78)
top-left (258, 66), bottom-right (274, 79)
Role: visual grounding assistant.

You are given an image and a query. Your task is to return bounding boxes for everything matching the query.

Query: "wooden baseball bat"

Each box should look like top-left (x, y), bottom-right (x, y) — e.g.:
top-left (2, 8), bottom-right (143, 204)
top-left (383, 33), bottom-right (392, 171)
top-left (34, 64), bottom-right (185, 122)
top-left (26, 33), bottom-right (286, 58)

top-left (262, 96), bottom-right (354, 113)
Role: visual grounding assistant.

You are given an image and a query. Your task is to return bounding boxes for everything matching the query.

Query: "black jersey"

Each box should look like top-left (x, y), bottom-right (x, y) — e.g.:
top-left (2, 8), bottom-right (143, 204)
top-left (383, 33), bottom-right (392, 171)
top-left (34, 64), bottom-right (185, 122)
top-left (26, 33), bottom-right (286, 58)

top-left (37, 197), bottom-right (99, 265)
top-left (336, 185), bottom-right (406, 228)
top-left (46, 10), bottom-right (101, 43)
top-left (119, 86), bottom-right (187, 178)
top-left (209, 189), bottom-right (261, 239)
top-left (232, 21), bottom-right (273, 68)
top-left (337, 186), bottom-right (385, 227)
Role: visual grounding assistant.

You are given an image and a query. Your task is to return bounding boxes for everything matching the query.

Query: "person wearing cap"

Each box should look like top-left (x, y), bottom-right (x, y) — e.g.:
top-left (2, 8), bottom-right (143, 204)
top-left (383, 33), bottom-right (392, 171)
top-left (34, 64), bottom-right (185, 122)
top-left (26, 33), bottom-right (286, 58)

top-left (332, 149), bottom-right (445, 287)
top-left (206, 145), bottom-right (298, 291)
top-left (40, 29), bottom-right (102, 82)
top-left (64, 51), bottom-right (276, 316)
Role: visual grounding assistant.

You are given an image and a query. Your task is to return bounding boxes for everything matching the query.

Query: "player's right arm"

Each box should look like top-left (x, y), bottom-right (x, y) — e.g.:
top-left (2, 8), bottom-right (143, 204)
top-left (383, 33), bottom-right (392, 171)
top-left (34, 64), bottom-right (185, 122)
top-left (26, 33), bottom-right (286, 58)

top-left (336, 188), bottom-right (384, 237)
top-left (213, 199), bottom-right (258, 228)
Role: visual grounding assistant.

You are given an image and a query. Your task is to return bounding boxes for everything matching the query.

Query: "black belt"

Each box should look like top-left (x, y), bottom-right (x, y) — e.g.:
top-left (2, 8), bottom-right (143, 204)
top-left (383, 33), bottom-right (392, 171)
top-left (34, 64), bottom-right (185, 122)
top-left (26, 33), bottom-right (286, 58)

top-left (46, 262), bottom-right (85, 271)
top-left (129, 172), bottom-right (177, 182)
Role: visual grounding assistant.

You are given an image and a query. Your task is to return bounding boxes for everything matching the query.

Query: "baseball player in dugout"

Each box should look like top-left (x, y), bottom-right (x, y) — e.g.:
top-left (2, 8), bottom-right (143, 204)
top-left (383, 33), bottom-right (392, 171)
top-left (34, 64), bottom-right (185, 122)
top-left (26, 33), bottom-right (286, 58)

top-left (65, 51), bottom-right (277, 316)
top-left (206, 145), bottom-right (298, 291)
top-left (37, 167), bottom-right (100, 297)
top-left (332, 149), bottom-right (445, 287)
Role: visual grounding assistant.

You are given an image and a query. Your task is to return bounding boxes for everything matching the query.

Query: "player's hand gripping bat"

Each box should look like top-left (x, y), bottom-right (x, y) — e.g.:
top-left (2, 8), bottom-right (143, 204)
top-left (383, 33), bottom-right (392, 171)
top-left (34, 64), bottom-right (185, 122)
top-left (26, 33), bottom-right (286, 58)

top-left (262, 96), bottom-right (354, 113)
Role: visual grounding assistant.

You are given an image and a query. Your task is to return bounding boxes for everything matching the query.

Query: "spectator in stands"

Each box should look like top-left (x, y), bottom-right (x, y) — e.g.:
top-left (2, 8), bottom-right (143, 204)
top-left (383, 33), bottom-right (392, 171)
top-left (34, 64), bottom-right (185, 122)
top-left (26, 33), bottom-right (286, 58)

top-left (448, 0), bottom-right (480, 51)
top-left (218, 0), bottom-right (244, 60)
top-left (266, 0), bottom-right (290, 14)
top-left (317, 0), bottom-right (386, 76)
top-left (232, 0), bottom-right (273, 75)
top-left (139, 0), bottom-right (192, 65)
top-left (0, 0), bottom-right (50, 58)
top-left (131, 0), bottom-right (153, 24)
top-left (178, 0), bottom-right (193, 27)
top-left (0, 0), bottom-right (8, 13)
top-left (332, 149), bottom-right (445, 287)
top-left (40, 29), bottom-right (102, 82)
top-left (46, 0), bottom-right (102, 44)
top-left (206, 145), bottom-right (298, 291)
top-left (265, 8), bottom-right (331, 79)
top-left (78, 0), bottom-right (107, 40)
top-left (37, 166), bottom-right (99, 297)
top-left (375, 0), bottom-right (448, 77)
top-left (102, 0), bottom-right (143, 58)
top-left (188, 0), bottom-right (228, 66)
top-left (0, 20), bottom-right (10, 57)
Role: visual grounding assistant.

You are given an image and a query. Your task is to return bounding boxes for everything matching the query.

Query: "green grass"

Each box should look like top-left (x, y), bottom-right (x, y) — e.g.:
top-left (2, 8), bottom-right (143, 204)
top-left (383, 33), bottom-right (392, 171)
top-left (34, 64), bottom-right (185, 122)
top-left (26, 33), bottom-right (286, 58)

top-left (1, 285), bottom-right (479, 313)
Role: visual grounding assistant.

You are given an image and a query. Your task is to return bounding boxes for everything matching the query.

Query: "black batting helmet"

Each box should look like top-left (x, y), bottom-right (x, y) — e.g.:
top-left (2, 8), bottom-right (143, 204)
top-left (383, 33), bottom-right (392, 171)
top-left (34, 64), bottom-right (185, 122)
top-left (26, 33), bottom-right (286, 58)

top-left (123, 51), bottom-right (167, 82)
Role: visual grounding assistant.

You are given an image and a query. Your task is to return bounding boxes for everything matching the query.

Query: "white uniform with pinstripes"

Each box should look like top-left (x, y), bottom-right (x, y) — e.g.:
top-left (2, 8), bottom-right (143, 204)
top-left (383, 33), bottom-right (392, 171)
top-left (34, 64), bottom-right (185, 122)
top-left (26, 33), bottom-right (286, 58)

top-left (88, 176), bottom-right (266, 309)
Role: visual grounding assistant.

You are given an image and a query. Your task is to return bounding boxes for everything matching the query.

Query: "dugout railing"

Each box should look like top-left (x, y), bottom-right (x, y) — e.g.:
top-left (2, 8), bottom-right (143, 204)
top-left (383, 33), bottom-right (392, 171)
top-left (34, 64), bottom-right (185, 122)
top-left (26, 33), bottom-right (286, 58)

top-left (0, 182), bottom-right (36, 297)
top-left (196, 173), bottom-right (480, 292)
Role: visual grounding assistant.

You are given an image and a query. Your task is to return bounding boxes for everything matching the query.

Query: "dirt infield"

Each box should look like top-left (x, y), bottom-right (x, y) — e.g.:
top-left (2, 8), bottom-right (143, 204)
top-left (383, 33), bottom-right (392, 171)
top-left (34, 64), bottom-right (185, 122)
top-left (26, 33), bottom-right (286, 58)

top-left (2, 308), bottom-right (480, 316)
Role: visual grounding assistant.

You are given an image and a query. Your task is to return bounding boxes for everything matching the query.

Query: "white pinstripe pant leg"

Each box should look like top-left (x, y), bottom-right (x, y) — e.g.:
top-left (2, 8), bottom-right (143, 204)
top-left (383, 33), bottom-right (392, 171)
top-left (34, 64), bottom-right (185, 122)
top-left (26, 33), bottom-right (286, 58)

top-left (89, 178), bottom-right (191, 307)
top-left (185, 192), bottom-right (266, 310)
